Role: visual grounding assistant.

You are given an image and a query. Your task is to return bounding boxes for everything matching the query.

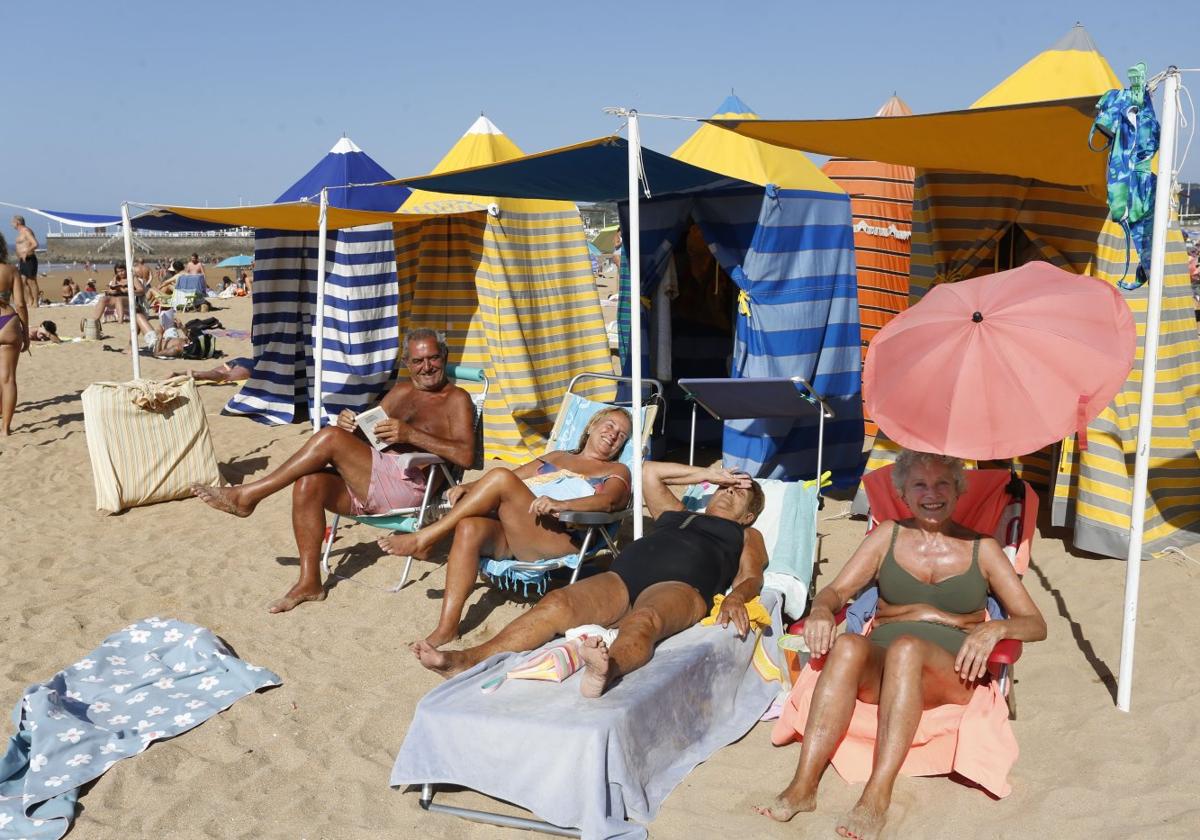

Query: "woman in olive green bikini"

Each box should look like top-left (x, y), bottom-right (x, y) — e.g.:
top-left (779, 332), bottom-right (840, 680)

top-left (757, 450), bottom-right (1046, 840)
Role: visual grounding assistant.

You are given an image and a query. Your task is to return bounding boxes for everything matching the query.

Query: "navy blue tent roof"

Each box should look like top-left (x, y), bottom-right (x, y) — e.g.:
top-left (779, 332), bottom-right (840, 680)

top-left (275, 137), bottom-right (411, 211)
top-left (393, 136), bottom-right (753, 203)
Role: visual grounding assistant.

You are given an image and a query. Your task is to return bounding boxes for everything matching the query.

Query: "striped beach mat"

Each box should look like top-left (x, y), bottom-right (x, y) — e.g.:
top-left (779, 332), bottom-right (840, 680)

top-left (82, 377), bottom-right (222, 514)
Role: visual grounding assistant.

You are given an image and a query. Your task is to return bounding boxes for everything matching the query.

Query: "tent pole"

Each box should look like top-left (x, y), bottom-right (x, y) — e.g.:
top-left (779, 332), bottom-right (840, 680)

top-left (628, 111), bottom-right (644, 540)
top-left (1117, 67), bottom-right (1180, 713)
top-left (313, 188), bottom-right (329, 433)
top-left (121, 202), bottom-right (140, 380)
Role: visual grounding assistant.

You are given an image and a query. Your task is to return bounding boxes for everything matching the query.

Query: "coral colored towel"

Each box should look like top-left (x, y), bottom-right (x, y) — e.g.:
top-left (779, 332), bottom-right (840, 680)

top-left (771, 656), bottom-right (1018, 798)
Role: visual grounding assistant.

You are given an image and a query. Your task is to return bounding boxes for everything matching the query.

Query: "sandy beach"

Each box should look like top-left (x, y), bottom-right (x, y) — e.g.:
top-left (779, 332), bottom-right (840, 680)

top-left (2, 286), bottom-right (1198, 839)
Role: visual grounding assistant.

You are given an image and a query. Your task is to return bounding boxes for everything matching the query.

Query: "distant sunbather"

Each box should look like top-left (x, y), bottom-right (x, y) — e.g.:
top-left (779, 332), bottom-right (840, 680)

top-left (413, 461), bottom-right (767, 698)
top-left (174, 356), bottom-right (253, 383)
top-left (29, 320), bottom-right (61, 343)
top-left (382, 407), bottom-right (633, 647)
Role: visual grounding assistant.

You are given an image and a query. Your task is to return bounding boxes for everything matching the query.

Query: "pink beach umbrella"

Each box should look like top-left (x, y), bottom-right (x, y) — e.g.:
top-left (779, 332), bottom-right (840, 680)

top-left (863, 261), bottom-right (1136, 460)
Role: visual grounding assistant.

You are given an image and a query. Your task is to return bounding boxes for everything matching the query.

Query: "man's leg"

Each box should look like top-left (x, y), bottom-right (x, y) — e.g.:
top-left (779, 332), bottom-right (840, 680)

top-left (755, 634), bottom-right (884, 822)
top-left (576, 580), bottom-right (707, 698)
top-left (192, 427), bottom-right (372, 517)
top-left (268, 472), bottom-right (354, 614)
top-left (413, 571), bottom-right (631, 677)
top-left (836, 636), bottom-right (974, 840)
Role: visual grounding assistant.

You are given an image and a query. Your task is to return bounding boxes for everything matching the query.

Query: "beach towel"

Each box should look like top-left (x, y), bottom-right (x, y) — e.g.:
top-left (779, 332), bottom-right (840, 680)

top-left (391, 590), bottom-right (785, 840)
top-left (0, 618), bottom-right (281, 840)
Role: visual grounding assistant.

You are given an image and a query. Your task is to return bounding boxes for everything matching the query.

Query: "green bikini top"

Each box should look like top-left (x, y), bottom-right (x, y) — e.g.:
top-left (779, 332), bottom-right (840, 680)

top-left (877, 523), bottom-right (988, 616)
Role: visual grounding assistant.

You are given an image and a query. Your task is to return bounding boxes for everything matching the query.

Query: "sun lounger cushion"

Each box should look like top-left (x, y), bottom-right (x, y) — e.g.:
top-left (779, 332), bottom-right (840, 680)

top-left (392, 590), bottom-right (786, 840)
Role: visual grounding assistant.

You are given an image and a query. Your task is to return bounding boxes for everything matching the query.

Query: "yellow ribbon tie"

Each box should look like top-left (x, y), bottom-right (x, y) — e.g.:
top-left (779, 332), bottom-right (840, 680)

top-left (737, 288), bottom-right (751, 317)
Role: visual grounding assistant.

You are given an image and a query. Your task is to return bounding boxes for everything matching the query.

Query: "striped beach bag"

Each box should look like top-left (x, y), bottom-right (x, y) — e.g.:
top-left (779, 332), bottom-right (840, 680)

top-left (82, 376), bottom-right (222, 513)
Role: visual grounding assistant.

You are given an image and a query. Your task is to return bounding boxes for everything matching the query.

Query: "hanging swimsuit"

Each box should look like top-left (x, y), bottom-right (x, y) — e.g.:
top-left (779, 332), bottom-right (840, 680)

top-left (868, 523), bottom-right (989, 655)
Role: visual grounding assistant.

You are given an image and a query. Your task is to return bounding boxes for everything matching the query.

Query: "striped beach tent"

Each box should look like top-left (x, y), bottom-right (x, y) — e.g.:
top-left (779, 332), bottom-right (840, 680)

top-left (224, 137), bottom-right (413, 425)
top-left (658, 95), bottom-right (864, 484)
top-left (857, 26), bottom-right (1200, 556)
top-left (821, 95), bottom-right (915, 435)
top-left (394, 117), bottom-right (615, 463)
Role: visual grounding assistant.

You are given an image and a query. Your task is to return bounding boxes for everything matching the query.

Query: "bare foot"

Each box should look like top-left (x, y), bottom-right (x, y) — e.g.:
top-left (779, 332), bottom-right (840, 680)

top-left (752, 789), bottom-right (816, 822)
top-left (266, 583), bottom-right (327, 614)
top-left (578, 636), bottom-right (612, 698)
top-left (411, 639), bottom-right (470, 678)
top-left (191, 483), bottom-right (254, 517)
top-left (836, 802), bottom-right (887, 840)
top-left (422, 628), bottom-right (459, 649)
top-left (378, 532), bottom-right (430, 560)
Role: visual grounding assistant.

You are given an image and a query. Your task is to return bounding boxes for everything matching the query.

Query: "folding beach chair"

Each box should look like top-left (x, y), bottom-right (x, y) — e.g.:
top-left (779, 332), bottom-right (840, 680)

top-left (170, 274), bottom-right (210, 312)
top-left (318, 365), bottom-right (489, 591)
top-left (478, 372), bottom-right (662, 596)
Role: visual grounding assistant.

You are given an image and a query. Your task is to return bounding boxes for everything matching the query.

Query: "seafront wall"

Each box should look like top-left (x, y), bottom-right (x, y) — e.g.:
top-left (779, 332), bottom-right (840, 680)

top-left (46, 234), bottom-right (256, 262)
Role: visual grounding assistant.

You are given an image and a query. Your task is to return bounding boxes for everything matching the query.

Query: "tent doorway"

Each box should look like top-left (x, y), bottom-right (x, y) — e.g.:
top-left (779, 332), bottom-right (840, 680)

top-left (652, 222), bottom-right (737, 452)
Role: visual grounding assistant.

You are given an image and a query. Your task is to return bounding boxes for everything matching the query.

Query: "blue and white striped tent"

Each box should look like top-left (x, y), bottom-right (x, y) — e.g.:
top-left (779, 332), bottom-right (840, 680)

top-left (224, 138), bottom-right (413, 425)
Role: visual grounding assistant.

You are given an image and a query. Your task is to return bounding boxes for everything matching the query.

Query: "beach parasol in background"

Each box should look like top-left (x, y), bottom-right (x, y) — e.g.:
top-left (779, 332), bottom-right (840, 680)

top-left (863, 261), bottom-right (1136, 460)
top-left (216, 254), bottom-right (254, 267)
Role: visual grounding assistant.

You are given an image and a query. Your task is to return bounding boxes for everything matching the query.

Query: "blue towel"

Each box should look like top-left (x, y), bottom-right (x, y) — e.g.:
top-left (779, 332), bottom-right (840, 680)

top-left (0, 618), bottom-right (281, 840)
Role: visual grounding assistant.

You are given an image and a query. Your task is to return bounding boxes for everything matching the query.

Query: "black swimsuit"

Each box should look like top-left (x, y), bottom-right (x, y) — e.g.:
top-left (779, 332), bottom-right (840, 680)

top-left (609, 510), bottom-right (744, 604)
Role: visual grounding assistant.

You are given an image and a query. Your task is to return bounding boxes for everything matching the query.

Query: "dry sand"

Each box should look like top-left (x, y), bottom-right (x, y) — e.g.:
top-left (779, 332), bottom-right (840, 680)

top-left (2, 283), bottom-right (1198, 839)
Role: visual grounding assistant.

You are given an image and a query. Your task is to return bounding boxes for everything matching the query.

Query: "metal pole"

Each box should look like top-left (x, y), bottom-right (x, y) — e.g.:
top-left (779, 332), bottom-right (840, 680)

top-left (628, 111), bottom-right (644, 539)
top-left (1117, 68), bottom-right (1180, 713)
top-left (121, 203), bottom-right (140, 380)
top-left (312, 188), bottom-right (329, 433)
top-left (689, 402), bottom-right (697, 466)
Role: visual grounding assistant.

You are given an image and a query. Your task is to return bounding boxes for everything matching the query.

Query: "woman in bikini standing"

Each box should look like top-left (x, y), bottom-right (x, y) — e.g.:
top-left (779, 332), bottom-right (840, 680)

top-left (0, 234), bottom-right (30, 436)
top-left (381, 407), bottom-right (634, 647)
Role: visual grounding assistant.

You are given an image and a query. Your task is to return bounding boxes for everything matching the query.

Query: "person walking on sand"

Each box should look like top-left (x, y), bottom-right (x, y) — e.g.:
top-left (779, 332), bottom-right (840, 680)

top-left (11, 216), bottom-right (41, 308)
top-left (190, 329), bottom-right (477, 613)
top-left (0, 233), bottom-right (30, 436)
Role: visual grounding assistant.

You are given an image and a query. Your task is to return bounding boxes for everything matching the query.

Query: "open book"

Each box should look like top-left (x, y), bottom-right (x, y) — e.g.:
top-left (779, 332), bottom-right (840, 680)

top-left (355, 406), bottom-right (392, 452)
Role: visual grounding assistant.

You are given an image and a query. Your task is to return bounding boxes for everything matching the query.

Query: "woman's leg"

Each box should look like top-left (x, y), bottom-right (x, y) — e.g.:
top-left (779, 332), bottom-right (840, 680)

top-left (836, 636), bottom-right (974, 840)
top-left (268, 472), bottom-right (355, 614)
top-left (423, 516), bottom-right (507, 647)
top-left (0, 342), bottom-right (19, 436)
top-left (756, 634), bottom-right (885, 821)
top-left (192, 427), bottom-right (373, 517)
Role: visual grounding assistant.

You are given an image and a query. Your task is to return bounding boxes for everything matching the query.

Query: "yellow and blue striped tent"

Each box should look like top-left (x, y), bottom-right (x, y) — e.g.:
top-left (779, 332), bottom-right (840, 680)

top-left (394, 117), bottom-right (615, 463)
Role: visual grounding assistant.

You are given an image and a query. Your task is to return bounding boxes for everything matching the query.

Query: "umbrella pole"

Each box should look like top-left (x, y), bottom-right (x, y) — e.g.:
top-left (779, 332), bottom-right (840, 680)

top-left (312, 188), bottom-right (329, 433)
top-left (121, 202), bottom-right (139, 380)
top-left (628, 110), bottom-right (645, 540)
top-left (1117, 67), bottom-right (1180, 713)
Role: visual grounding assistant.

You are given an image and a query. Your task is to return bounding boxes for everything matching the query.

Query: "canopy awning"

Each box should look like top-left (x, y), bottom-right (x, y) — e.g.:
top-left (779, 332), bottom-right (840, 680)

top-left (132, 199), bottom-right (483, 232)
top-left (390, 136), bottom-right (754, 203)
top-left (712, 96), bottom-right (1107, 188)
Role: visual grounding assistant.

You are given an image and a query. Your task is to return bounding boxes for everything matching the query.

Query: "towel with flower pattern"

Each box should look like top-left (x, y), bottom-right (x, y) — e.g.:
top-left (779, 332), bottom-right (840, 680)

top-left (0, 618), bottom-right (281, 840)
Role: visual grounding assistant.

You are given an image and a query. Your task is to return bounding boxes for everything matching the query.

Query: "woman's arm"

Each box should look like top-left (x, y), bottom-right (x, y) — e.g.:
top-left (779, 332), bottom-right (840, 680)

top-left (803, 524), bottom-right (894, 657)
top-left (714, 527), bottom-right (769, 637)
top-left (954, 537), bottom-right (1047, 682)
top-left (874, 598), bottom-right (987, 631)
top-left (641, 461), bottom-right (751, 520)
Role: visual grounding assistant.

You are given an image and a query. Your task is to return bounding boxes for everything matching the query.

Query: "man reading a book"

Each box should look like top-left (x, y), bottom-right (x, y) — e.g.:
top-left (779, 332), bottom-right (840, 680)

top-left (191, 328), bottom-right (477, 613)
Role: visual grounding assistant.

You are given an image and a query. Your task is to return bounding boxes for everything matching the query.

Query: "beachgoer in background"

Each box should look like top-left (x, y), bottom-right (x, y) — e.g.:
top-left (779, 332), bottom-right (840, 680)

top-left (61, 278), bottom-right (79, 303)
top-left (382, 406), bottom-right (633, 647)
top-left (235, 273), bottom-right (249, 296)
top-left (133, 257), bottom-right (152, 292)
top-left (190, 329), bottom-right (477, 613)
top-left (173, 357), bottom-right (254, 383)
top-left (88, 265), bottom-right (153, 336)
top-left (412, 460), bottom-right (767, 699)
top-left (11, 215), bottom-right (41, 308)
top-left (0, 233), bottom-right (29, 435)
top-left (29, 320), bottom-right (60, 343)
top-left (239, 269), bottom-right (252, 293)
top-left (185, 253), bottom-right (205, 279)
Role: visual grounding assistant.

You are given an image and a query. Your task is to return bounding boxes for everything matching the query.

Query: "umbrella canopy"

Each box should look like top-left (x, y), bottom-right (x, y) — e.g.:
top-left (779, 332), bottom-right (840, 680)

top-left (864, 262), bottom-right (1136, 460)
top-left (216, 254), bottom-right (253, 267)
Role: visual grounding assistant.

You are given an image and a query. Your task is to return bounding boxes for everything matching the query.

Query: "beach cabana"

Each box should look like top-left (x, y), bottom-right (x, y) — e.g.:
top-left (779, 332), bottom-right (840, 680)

top-left (821, 95), bottom-right (915, 435)
top-left (392, 117), bottom-right (616, 462)
top-left (716, 24), bottom-right (1200, 558)
top-left (395, 121), bottom-right (864, 485)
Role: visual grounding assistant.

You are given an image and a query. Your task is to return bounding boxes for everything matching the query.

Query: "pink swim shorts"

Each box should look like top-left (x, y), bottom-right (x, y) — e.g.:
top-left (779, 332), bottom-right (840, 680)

top-left (348, 449), bottom-right (429, 515)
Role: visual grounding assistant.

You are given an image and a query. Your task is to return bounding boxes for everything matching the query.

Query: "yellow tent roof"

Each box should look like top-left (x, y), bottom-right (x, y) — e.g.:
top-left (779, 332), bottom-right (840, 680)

top-left (972, 23), bottom-right (1120, 108)
top-left (402, 116), bottom-right (561, 214)
top-left (672, 95), bottom-right (843, 194)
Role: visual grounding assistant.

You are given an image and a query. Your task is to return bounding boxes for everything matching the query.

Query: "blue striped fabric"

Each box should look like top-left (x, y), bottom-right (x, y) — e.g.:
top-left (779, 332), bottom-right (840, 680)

top-left (224, 224), bottom-right (399, 425)
top-left (617, 188), bottom-right (863, 484)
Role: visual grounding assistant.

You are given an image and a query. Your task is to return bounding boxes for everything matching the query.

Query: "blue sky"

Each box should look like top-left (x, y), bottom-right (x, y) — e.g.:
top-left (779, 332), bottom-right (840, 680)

top-left (7, 0), bottom-right (1197, 239)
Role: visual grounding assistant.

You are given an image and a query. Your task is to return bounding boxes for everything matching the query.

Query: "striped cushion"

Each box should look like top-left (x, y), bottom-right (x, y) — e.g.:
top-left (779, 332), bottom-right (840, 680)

top-left (83, 378), bottom-right (222, 513)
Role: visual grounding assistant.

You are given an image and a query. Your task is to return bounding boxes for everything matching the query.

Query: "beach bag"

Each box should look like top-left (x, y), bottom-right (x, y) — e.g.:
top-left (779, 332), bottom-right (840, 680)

top-left (82, 376), bottom-right (222, 513)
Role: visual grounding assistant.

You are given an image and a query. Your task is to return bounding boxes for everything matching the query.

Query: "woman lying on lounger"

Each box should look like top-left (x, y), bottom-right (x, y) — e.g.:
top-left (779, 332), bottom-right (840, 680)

top-left (754, 449), bottom-right (1046, 840)
top-left (381, 406), bottom-right (634, 647)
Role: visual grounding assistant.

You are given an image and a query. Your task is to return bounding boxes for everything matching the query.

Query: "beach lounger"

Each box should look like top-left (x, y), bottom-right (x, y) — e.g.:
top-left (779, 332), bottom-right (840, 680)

top-left (773, 465), bottom-right (1037, 798)
top-left (478, 372), bottom-right (662, 596)
top-left (318, 365), bottom-right (488, 591)
top-left (170, 274), bottom-right (210, 312)
top-left (391, 477), bottom-right (818, 839)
